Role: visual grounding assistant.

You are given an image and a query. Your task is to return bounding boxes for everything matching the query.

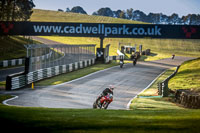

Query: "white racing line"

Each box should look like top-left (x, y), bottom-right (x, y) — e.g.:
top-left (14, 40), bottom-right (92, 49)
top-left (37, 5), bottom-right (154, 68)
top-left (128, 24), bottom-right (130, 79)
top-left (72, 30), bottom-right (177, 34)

top-left (126, 70), bottom-right (166, 109)
top-left (2, 63), bottom-right (166, 110)
top-left (2, 95), bottom-right (19, 106)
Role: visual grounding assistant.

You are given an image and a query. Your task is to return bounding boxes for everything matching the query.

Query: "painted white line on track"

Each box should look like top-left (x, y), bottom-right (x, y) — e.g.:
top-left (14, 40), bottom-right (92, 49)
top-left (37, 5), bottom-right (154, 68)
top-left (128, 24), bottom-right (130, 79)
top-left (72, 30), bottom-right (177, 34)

top-left (126, 70), bottom-right (166, 110)
top-left (3, 95), bottom-right (19, 106)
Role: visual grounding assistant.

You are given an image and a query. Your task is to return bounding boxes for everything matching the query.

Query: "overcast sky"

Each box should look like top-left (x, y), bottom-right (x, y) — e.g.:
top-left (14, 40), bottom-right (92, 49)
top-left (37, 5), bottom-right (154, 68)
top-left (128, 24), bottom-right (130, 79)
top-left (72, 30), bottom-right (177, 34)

top-left (33, 0), bottom-right (200, 17)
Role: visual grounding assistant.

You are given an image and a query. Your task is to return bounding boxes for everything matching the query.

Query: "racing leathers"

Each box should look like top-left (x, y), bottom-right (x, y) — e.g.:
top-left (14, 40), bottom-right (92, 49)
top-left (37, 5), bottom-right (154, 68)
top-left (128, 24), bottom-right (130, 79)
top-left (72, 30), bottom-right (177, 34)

top-left (96, 88), bottom-right (113, 103)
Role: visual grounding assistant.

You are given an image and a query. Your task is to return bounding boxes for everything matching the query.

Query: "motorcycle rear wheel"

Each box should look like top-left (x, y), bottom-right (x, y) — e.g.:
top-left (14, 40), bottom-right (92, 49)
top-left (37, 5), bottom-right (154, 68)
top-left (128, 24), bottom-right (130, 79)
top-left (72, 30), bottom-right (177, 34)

top-left (93, 103), bottom-right (97, 109)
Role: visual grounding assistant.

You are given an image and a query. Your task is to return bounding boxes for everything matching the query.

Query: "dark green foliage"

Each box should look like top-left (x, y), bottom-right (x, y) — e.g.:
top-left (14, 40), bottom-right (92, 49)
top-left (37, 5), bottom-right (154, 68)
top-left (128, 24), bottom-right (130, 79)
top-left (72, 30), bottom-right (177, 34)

top-left (0, 0), bottom-right (35, 21)
top-left (70, 6), bottom-right (87, 14)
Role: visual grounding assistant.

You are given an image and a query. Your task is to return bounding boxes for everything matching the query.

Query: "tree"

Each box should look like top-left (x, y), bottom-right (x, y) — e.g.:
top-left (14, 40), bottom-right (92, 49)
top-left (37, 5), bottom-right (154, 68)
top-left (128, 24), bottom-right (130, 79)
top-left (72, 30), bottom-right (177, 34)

top-left (58, 9), bottom-right (64, 12)
top-left (113, 10), bottom-right (122, 18)
top-left (0, 0), bottom-right (35, 21)
top-left (147, 13), bottom-right (162, 24)
top-left (70, 6), bottom-right (87, 14)
top-left (119, 11), bottom-right (126, 19)
top-left (169, 13), bottom-right (180, 24)
top-left (66, 8), bottom-right (70, 12)
top-left (96, 7), bottom-right (113, 17)
top-left (92, 11), bottom-right (98, 16)
top-left (126, 8), bottom-right (133, 19)
top-left (132, 10), bottom-right (147, 22)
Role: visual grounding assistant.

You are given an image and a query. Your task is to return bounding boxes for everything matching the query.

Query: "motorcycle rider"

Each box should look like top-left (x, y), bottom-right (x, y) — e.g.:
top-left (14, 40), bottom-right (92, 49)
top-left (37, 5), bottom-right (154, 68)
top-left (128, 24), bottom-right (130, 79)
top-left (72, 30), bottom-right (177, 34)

top-left (131, 54), bottom-right (137, 66)
top-left (96, 85), bottom-right (114, 103)
top-left (119, 55), bottom-right (124, 68)
top-left (119, 55), bottom-right (124, 63)
top-left (172, 54), bottom-right (175, 60)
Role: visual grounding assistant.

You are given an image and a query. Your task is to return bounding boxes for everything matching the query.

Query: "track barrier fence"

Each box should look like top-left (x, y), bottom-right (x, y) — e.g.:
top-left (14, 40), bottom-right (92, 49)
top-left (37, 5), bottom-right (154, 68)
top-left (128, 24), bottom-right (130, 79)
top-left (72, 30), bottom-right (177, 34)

top-left (6, 44), bottom-right (96, 90)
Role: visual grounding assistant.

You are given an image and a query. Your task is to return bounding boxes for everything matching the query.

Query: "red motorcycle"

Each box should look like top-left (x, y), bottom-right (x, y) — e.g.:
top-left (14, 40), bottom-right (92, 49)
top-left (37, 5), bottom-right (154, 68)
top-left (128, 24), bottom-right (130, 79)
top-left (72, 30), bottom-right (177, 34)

top-left (93, 93), bottom-right (113, 109)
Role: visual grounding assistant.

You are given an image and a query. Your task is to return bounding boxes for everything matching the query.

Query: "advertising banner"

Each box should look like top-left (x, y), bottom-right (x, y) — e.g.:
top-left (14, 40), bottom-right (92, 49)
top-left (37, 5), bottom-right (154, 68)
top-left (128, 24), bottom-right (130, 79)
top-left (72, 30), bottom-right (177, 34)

top-left (0, 21), bottom-right (200, 39)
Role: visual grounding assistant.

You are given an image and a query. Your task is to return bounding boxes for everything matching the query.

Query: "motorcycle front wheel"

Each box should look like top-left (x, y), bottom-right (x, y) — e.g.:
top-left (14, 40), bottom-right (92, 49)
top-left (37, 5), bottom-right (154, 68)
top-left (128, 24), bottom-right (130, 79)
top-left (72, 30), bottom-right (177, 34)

top-left (102, 102), bottom-right (109, 109)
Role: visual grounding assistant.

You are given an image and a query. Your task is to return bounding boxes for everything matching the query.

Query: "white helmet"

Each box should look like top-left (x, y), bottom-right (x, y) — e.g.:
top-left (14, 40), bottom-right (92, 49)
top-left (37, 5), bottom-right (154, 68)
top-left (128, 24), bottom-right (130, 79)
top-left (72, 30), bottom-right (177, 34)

top-left (109, 85), bottom-right (115, 90)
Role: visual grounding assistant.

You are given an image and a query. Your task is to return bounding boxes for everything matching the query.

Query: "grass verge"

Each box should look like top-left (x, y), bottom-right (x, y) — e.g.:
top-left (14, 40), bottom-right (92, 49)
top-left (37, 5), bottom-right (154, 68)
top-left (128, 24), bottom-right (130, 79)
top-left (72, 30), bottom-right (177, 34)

top-left (0, 36), bottom-right (41, 61)
top-left (169, 58), bottom-right (200, 91)
top-left (1, 94), bottom-right (200, 133)
top-left (1, 59), bottom-right (200, 132)
top-left (0, 81), bottom-right (6, 90)
top-left (128, 58), bottom-right (200, 132)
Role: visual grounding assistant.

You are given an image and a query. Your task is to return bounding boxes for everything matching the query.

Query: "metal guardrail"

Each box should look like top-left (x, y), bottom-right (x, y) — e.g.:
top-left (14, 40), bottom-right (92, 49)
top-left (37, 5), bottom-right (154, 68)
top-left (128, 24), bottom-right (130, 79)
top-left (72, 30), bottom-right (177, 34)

top-left (25, 44), bottom-right (96, 72)
top-left (6, 58), bottom-right (95, 90)
top-left (0, 58), bottom-right (25, 68)
top-left (158, 66), bottom-right (180, 97)
top-left (6, 44), bottom-right (96, 90)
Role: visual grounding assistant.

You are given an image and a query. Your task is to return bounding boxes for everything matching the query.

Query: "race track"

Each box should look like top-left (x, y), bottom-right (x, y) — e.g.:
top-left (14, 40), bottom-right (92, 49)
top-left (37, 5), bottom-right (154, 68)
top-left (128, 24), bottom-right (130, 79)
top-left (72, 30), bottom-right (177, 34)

top-left (3, 56), bottom-right (194, 109)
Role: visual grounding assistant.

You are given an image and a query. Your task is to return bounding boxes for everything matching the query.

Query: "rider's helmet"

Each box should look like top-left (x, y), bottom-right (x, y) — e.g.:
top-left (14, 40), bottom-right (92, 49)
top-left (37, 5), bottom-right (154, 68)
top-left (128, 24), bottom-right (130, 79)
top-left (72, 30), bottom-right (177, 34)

top-left (109, 85), bottom-right (114, 91)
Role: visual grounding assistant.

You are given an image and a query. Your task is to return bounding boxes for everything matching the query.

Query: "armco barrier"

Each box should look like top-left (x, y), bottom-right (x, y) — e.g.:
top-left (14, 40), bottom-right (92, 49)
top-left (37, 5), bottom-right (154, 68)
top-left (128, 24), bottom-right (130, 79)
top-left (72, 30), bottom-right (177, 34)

top-left (0, 51), bottom-right (52, 68)
top-left (158, 66), bottom-right (180, 97)
top-left (0, 58), bottom-right (25, 67)
top-left (6, 58), bottom-right (95, 90)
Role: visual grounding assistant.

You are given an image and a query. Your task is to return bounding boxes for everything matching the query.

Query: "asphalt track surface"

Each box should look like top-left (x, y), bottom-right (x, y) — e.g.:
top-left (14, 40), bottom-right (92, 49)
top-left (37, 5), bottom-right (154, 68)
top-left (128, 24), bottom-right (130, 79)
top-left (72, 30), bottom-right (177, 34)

top-left (2, 56), bottom-right (194, 109)
top-left (0, 66), bottom-right (24, 81)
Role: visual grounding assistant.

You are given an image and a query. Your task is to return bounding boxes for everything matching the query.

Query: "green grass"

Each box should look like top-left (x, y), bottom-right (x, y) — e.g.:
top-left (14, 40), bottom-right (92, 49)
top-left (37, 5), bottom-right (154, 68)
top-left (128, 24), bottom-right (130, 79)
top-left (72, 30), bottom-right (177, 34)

top-left (0, 36), bottom-right (40, 60)
top-left (130, 97), bottom-right (183, 110)
top-left (35, 61), bottom-right (119, 86)
top-left (130, 58), bottom-right (200, 110)
top-left (0, 81), bottom-right (6, 89)
top-left (129, 57), bottom-right (200, 119)
top-left (169, 58), bottom-right (200, 91)
top-left (0, 36), bottom-right (28, 60)
top-left (139, 52), bottom-right (172, 61)
top-left (1, 95), bottom-right (200, 133)
top-left (40, 36), bottom-right (200, 59)
top-left (31, 9), bottom-right (146, 24)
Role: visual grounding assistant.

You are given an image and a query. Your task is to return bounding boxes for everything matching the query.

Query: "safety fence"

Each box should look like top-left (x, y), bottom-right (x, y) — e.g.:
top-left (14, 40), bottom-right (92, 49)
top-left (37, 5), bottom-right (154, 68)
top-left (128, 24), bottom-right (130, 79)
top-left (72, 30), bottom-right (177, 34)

top-left (6, 44), bottom-right (96, 90)
top-left (158, 66), bottom-right (180, 97)
top-left (7, 59), bottom-right (95, 90)
top-left (25, 44), bottom-right (96, 72)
